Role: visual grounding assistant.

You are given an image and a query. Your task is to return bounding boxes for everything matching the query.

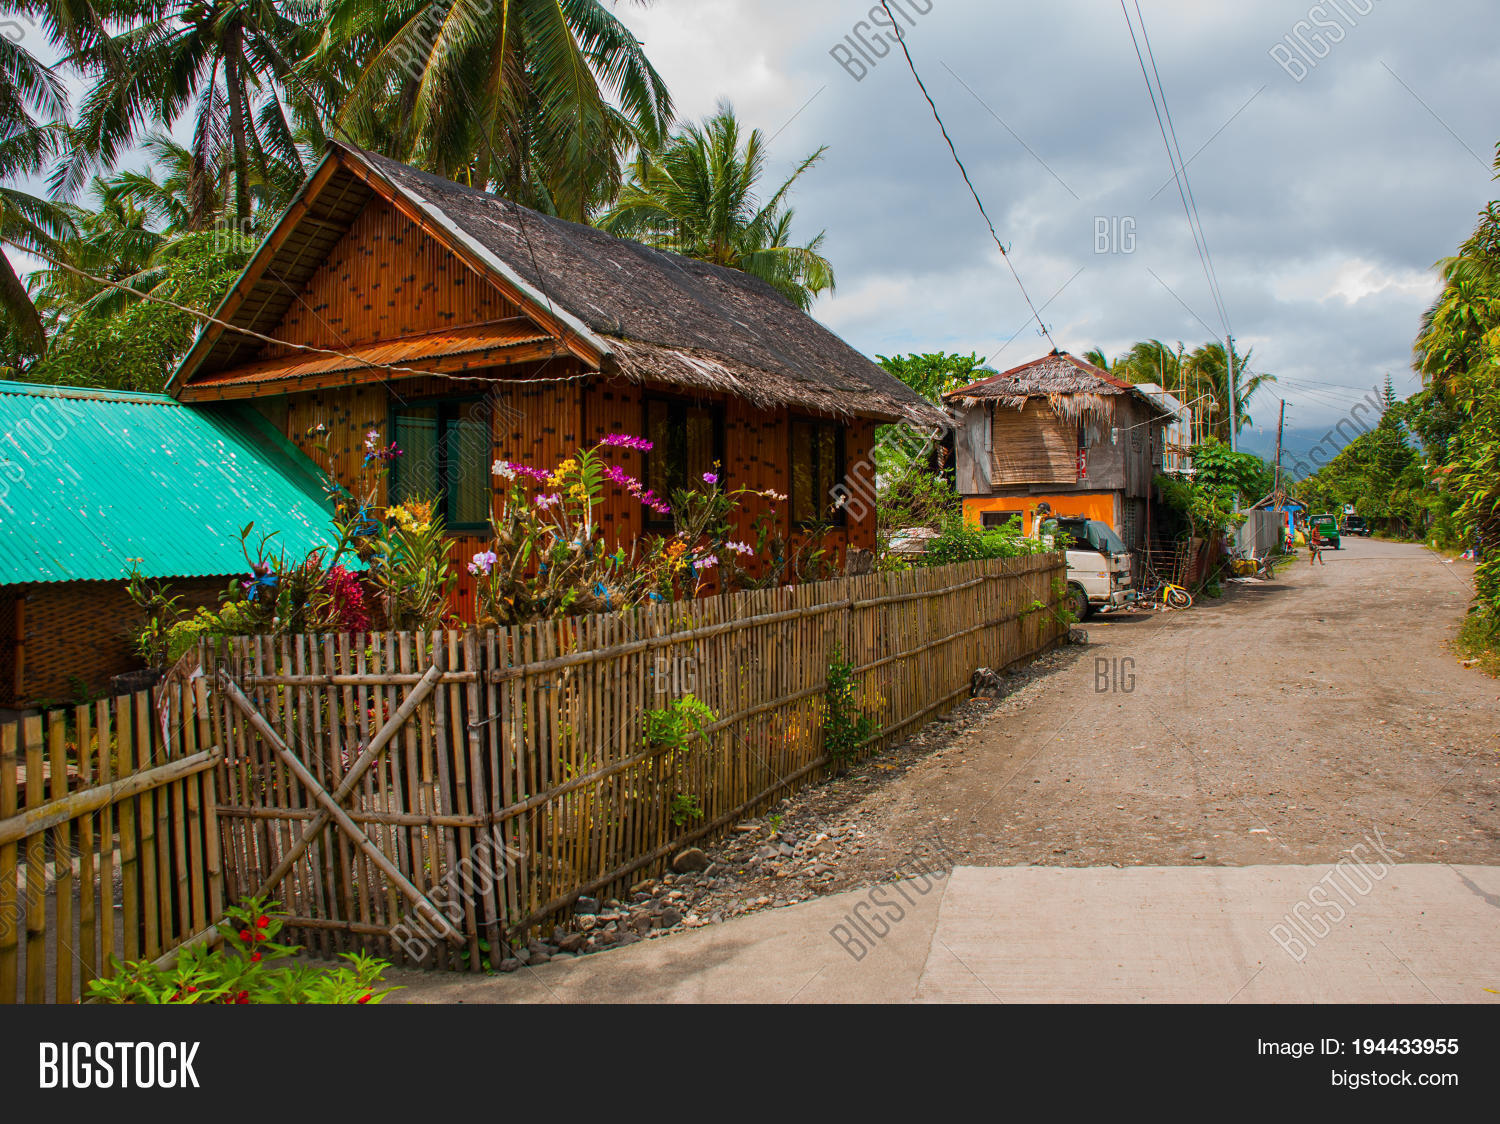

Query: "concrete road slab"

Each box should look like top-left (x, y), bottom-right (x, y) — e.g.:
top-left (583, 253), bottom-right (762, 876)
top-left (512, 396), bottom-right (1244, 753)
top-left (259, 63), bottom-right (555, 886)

top-left (916, 864), bottom-right (1500, 1003)
top-left (388, 874), bottom-right (948, 1004)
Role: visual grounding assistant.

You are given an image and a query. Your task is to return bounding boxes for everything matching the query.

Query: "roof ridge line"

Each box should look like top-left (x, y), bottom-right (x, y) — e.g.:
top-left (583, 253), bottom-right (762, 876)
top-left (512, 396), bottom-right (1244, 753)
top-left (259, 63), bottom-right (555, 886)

top-left (0, 380), bottom-right (179, 405)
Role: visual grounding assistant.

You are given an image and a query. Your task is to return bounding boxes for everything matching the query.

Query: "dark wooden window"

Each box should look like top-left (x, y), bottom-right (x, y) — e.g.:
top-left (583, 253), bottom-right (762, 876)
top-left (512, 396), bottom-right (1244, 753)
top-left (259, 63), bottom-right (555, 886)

top-left (790, 418), bottom-right (846, 526)
top-left (981, 511), bottom-right (1024, 531)
top-left (390, 399), bottom-right (491, 531)
top-left (641, 396), bottom-right (723, 528)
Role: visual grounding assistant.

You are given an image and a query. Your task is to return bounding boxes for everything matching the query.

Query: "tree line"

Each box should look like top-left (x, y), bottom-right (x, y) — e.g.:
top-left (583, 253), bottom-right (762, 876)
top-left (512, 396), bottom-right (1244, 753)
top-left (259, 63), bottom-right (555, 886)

top-left (1298, 142), bottom-right (1500, 656)
top-left (0, 2), bottom-right (834, 387)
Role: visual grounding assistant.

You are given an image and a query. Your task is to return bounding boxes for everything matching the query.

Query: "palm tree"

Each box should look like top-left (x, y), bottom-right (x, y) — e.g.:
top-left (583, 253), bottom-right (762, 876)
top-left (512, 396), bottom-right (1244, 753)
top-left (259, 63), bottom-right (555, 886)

top-left (1184, 340), bottom-right (1275, 441)
top-left (315, 0), bottom-right (671, 223)
top-left (54, 1), bottom-right (320, 224)
top-left (599, 102), bottom-right (835, 310)
top-left (1415, 218), bottom-right (1500, 392)
top-left (1084, 340), bottom-right (1191, 388)
top-left (30, 174), bottom-right (163, 318)
top-left (0, 23), bottom-right (71, 354)
top-left (1117, 339), bottom-right (1184, 386)
top-left (102, 131), bottom-right (277, 234)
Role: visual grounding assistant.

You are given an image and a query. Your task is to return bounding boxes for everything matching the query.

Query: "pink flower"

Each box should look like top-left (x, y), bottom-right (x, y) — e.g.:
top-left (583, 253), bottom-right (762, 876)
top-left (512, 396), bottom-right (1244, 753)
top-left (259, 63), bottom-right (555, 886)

top-left (703, 472), bottom-right (719, 485)
top-left (502, 462), bottom-right (553, 482)
top-left (534, 493), bottom-right (563, 509)
top-left (726, 540), bottom-right (754, 556)
top-left (692, 554), bottom-right (719, 570)
top-left (604, 465), bottom-right (640, 489)
top-left (600, 434), bottom-right (654, 452)
top-left (467, 551), bottom-right (497, 576)
top-left (637, 489), bottom-right (672, 516)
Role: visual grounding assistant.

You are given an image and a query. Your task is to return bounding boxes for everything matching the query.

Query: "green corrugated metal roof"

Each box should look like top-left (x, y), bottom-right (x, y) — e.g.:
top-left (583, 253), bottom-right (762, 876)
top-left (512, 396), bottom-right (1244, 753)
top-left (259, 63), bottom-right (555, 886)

top-left (0, 380), bottom-right (346, 584)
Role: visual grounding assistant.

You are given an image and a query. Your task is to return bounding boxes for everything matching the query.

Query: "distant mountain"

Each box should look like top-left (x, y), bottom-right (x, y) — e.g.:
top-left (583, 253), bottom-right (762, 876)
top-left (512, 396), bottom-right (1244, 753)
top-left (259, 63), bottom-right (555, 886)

top-left (1236, 425), bottom-right (1377, 479)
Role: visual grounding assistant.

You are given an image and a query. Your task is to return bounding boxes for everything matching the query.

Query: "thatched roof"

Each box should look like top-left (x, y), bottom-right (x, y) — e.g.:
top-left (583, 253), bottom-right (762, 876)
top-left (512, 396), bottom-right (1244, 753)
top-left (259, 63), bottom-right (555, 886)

top-left (170, 144), bottom-right (946, 428)
top-left (944, 351), bottom-right (1177, 426)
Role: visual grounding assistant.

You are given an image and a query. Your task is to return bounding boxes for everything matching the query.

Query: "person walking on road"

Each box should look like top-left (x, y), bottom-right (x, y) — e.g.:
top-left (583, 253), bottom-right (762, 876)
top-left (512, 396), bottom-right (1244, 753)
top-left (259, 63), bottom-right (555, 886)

top-left (1308, 523), bottom-right (1326, 566)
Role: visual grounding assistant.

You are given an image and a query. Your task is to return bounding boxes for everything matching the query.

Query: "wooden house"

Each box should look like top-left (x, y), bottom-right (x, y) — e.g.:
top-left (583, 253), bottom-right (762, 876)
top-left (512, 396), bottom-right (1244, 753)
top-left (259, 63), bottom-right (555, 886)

top-left (942, 352), bottom-right (1177, 552)
top-left (167, 143), bottom-right (944, 620)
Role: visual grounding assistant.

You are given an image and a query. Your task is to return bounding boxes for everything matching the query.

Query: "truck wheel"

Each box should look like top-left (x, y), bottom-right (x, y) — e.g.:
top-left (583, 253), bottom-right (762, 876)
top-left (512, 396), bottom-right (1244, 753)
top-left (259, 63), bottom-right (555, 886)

top-left (1068, 584), bottom-right (1092, 621)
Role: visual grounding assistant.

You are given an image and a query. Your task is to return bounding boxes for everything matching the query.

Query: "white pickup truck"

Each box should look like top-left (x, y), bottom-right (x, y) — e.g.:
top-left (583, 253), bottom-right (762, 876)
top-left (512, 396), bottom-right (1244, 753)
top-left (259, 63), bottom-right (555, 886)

top-left (1036, 515), bottom-right (1136, 620)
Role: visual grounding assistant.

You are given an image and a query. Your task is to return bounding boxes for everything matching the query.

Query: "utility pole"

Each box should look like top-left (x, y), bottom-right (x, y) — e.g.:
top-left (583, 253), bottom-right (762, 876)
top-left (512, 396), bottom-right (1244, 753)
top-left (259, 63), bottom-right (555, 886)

top-left (1226, 334), bottom-right (1239, 453)
top-left (1273, 398), bottom-right (1286, 504)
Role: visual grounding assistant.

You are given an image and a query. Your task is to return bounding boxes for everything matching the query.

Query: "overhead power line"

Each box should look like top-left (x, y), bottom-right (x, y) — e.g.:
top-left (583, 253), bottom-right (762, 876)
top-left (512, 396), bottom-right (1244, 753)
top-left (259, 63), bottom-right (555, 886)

top-left (1120, 0), bottom-right (1242, 445)
top-left (1120, 0), bottom-right (1231, 339)
top-left (879, 0), bottom-right (1058, 353)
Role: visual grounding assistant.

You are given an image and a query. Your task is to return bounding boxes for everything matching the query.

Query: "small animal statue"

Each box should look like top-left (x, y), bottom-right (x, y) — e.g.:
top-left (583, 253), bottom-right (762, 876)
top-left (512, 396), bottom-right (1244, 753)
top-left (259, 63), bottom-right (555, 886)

top-left (844, 547), bottom-right (874, 576)
top-left (970, 667), bottom-right (1006, 698)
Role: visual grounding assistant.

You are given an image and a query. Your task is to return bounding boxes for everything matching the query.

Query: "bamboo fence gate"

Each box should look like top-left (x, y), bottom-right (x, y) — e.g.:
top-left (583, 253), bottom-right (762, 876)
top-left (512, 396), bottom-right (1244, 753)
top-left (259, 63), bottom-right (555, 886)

top-left (0, 555), bottom-right (1064, 997)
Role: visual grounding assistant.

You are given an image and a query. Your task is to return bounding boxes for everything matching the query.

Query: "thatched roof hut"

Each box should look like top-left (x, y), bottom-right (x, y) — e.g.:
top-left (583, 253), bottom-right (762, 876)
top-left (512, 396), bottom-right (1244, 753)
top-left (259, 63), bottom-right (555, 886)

top-left (944, 351), bottom-right (1175, 429)
top-left (170, 143), bottom-right (945, 429)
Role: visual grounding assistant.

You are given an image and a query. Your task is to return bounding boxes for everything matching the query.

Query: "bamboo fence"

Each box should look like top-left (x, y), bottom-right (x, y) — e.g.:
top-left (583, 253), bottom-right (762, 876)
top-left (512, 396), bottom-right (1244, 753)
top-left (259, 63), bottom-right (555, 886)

top-left (0, 678), bottom-right (223, 1003)
top-left (206, 554), bottom-right (1066, 969)
top-left (0, 555), bottom-right (1065, 994)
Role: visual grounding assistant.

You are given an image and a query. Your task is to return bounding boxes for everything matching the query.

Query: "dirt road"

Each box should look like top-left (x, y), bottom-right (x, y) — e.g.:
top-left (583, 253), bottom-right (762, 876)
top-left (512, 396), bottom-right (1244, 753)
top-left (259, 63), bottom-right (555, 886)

top-left (389, 537), bottom-right (1500, 1001)
top-left (851, 536), bottom-right (1499, 871)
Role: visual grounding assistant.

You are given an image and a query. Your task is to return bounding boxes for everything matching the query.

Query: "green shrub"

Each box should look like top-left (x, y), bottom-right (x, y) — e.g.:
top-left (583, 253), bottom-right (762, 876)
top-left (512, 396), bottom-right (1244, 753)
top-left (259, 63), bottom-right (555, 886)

top-left (823, 645), bottom-right (878, 768)
top-left (918, 513), bottom-right (1038, 566)
top-left (86, 898), bottom-right (396, 1005)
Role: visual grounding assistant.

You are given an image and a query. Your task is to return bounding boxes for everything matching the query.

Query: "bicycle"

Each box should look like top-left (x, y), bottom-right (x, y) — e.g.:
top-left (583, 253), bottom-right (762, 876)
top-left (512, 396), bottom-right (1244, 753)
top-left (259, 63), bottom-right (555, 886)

top-left (1227, 544), bottom-right (1276, 580)
top-left (1139, 580), bottom-right (1194, 610)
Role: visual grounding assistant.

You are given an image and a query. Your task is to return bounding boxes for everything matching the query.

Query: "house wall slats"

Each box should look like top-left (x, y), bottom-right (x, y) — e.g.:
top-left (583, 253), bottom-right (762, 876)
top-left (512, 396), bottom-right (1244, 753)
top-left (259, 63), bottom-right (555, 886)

top-left (261, 371), bottom-right (872, 623)
top-left (1082, 425), bottom-right (1127, 491)
top-left (990, 401), bottom-right (1078, 487)
top-left (581, 377), bottom-right (646, 549)
top-left (257, 198), bottom-right (522, 358)
top-left (957, 408), bottom-right (991, 496)
top-left (1122, 399), bottom-right (1159, 499)
top-left (284, 383), bottom-right (392, 506)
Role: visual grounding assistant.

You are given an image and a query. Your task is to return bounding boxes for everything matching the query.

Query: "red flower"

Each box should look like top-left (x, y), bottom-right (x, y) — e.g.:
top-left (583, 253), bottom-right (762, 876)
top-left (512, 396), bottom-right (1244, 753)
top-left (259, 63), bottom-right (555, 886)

top-left (236, 990), bottom-right (250, 1004)
top-left (250, 952), bottom-right (262, 963)
top-left (256, 916), bottom-right (270, 929)
top-left (357, 994), bottom-right (371, 1004)
top-left (239, 929), bottom-right (252, 942)
top-left (255, 930), bottom-right (268, 941)
top-left (185, 985), bottom-right (197, 994)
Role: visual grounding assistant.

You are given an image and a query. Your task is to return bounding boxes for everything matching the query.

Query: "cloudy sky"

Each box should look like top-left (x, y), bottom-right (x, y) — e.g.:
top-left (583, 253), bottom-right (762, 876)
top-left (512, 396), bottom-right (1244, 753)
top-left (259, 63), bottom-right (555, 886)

top-left (620, 0), bottom-right (1500, 454)
top-left (10, 1), bottom-right (1496, 456)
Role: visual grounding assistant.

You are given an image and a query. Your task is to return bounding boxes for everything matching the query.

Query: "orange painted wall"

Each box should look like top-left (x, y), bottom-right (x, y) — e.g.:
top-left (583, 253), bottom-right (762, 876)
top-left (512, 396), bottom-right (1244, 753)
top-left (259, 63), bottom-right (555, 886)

top-left (963, 493), bottom-right (1119, 536)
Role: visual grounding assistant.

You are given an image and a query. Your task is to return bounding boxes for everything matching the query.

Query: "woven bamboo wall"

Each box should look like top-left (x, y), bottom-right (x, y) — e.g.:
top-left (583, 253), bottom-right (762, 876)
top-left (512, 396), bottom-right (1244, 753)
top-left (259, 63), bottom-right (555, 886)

top-left (991, 400), bottom-right (1078, 486)
top-left (3, 579), bottom-right (226, 708)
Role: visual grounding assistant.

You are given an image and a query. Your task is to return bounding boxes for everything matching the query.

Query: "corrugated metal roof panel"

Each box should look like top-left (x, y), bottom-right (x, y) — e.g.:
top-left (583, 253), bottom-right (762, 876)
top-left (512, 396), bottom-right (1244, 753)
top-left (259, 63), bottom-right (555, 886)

top-left (0, 381), bottom-right (345, 584)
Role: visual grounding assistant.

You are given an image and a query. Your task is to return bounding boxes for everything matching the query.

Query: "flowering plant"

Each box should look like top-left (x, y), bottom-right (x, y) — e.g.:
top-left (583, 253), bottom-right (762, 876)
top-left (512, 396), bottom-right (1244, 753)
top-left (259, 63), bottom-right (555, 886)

top-left (86, 897), bottom-right (396, 1005)
top-left (474, 440), bottom-right (644, 625)
top-left (366, 498), bottom-right (458, 631)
